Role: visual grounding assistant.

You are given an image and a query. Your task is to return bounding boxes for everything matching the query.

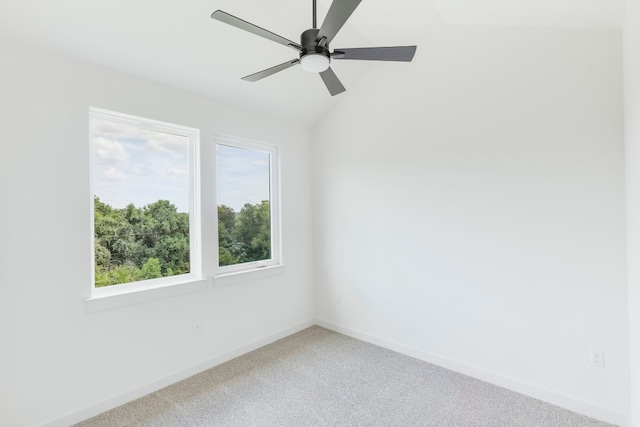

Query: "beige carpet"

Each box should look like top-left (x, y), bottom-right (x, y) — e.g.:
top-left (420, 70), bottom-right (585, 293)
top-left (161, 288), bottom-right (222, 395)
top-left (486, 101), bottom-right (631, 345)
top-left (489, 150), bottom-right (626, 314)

top-left (74, 326), bottom-right (616, 427)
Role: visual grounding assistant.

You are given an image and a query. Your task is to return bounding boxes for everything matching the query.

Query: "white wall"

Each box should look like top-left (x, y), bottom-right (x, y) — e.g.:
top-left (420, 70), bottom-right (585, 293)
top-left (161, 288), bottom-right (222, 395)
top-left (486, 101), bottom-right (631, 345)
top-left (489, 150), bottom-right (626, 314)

top-left (0, 35), bottom-right (314, 427)
top-left (0, 20), bottom-right (632, 427)
top-left (312, 25), bottom-right (628, 424)
top-left (625, 0), bottom-right (640, 425)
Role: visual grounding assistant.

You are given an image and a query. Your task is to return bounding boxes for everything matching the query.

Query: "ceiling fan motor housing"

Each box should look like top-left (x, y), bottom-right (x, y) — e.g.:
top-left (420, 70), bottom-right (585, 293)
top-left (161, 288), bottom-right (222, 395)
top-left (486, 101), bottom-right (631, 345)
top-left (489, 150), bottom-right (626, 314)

top-left (300, 28), bottom-right (330, 63)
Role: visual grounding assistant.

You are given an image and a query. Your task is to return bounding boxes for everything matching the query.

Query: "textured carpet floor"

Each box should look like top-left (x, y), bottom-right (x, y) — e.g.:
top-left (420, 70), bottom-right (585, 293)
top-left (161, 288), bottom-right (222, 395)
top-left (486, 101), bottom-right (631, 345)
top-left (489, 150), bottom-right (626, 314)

top-left (74, 326), bottom-right (616, 427)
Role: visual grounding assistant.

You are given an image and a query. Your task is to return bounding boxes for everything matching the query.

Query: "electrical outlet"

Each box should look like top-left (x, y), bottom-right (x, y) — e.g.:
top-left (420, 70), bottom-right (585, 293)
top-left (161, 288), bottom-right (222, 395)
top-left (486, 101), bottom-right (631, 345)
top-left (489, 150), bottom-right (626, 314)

top-left (335, 293), bottom-right (342, 304)
top-left (194, 322), bottom-right (201, 335)
top-left (590, 350), bottom-right (604, 368)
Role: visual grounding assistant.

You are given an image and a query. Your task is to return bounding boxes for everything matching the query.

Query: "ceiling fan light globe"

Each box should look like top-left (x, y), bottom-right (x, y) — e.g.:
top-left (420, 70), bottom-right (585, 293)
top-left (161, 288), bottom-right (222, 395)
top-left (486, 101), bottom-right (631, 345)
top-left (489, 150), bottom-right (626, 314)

top-left (300, 53), bottom-right (330, 73)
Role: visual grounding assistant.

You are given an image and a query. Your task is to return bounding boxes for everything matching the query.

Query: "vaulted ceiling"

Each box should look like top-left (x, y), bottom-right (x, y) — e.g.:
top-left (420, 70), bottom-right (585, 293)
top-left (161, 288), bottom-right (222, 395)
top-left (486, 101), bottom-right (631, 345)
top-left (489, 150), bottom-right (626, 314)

top-left (0, 0), bottom-right (625, 126)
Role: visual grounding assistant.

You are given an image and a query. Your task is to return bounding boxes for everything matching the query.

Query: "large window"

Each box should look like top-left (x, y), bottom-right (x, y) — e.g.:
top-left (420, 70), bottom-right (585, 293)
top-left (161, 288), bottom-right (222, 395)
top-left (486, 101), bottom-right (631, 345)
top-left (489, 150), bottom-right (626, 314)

top-left (89, 109), bottom-right (281, 303)
top-left (90, 108), bottom-right (200, 291)
top-left (216, 137), bottom-right (280, 274)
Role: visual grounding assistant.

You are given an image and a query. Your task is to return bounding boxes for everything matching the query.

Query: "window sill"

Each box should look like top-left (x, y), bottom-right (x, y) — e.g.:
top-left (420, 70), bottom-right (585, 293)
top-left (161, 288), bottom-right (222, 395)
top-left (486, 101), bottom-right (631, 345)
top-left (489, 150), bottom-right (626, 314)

top-left (213, 264), bottom-right (286, 287)
top-left (86, 278), bottom-right (210, 313)
top-left (85, 265), bottom-right (285, 312)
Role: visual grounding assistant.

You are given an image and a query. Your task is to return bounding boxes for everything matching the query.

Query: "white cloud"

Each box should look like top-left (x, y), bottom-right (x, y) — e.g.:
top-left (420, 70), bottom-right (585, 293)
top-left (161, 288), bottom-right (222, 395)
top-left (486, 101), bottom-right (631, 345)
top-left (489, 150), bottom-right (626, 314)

top-left (104, 167), bottom-right (128, 181)
top-left (92, 119), bottom-right (192, 212)
top-left (147, 136), bottom-right (188, 158)
top-left (167, 167), bottom-right (187, 176)
top-left (93, 121), bottom-right (129, 137)
top-left (94, 137), bottom-right (128, 164)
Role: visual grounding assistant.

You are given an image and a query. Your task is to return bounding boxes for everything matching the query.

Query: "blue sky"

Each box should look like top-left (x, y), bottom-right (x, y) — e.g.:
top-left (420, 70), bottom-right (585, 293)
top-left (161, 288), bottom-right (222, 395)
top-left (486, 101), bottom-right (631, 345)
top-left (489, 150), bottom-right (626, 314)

top-left (216, 144), bottom-right (270, 212)
top-left (92, 120), bottom-right (270, 213)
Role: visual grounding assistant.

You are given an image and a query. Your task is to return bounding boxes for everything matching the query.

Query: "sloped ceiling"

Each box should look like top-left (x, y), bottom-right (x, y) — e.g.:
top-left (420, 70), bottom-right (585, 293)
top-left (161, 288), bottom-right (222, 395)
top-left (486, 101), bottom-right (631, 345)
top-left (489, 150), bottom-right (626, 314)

top-left (430, 0), bottom-right (624, 30)
top-left (0, 0), bottom-right (625, 126)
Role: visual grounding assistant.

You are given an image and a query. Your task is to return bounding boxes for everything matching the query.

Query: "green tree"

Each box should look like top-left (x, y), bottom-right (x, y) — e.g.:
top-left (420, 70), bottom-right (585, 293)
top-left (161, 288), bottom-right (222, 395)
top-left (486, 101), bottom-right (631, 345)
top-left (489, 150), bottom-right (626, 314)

top-left (218, 205), bottom-right (236, 232)
top-left (93, 198), bottom-right (190, 286)
top-left (94, 197), bottom-right (273, 285)
top-left (140, 257), bottom-right (162, 280)
top-left (138, 200), bottom-right (190, 275)
top-left (94, 241), bottom-right (111, 268)
top-left (94, 204), bottom-right (135, 266)
top-left (232, 201), bottom-right (271, 263)
top-left (218, 221), bottom-right (243, 266)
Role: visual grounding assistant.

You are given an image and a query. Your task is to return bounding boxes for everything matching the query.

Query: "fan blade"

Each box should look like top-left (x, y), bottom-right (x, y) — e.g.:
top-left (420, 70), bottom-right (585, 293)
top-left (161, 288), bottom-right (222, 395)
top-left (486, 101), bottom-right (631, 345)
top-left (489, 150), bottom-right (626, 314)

top-left (319, 67), bottom-right (346, 96)
top-left (211, 10), bottom-right (302, 51)
top-left (242, 59), bottom-right (300, 82)
top-left (332, 46), bottom-right (417, 62)
top-left (317, 0), bottom-right (362, 45)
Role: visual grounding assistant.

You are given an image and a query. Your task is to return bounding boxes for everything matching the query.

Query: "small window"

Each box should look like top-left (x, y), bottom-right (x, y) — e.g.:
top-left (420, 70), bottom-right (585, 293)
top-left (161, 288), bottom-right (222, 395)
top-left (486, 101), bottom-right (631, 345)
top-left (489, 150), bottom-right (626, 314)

top-left (216, 137), bottom-right (280, 274)
top-left (90, 108), bottom-right (200, 292)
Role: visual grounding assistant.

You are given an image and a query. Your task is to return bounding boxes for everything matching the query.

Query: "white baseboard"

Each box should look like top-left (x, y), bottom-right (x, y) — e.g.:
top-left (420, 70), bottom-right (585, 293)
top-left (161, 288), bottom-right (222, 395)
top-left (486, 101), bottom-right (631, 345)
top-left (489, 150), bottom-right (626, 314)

top-left (43, 318), bottom-right (627, 427)
top-left (43, 319), bottom-right (315, 427)
top-left (315, 318), bottom-right (627, 427)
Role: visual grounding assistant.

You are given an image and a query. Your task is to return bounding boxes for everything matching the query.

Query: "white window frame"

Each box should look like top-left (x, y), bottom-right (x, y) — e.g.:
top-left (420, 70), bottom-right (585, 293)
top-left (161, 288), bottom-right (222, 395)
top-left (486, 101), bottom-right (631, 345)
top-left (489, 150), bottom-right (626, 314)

top-left (88, 108), bottom-right (202, 300)
top-left (214, 135), bottom-right (282, 277)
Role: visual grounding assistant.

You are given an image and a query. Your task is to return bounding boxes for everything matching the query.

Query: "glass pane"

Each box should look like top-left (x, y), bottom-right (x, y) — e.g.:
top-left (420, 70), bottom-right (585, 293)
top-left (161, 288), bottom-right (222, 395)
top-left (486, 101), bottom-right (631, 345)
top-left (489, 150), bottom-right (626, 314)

top-left (92, 119), bottom-right (190, 287)
top-left (216, 143), bottom-right (271, 267)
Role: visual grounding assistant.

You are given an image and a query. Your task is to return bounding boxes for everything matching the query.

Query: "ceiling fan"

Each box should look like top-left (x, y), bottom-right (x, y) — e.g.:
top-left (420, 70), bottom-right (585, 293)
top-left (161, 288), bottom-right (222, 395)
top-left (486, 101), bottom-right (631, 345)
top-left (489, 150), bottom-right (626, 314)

top-left (211, 0), bottom-right (417, 96)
